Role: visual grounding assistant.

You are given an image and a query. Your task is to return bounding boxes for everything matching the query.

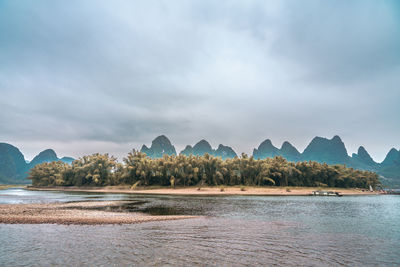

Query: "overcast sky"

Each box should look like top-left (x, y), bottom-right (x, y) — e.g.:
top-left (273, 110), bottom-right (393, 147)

top-left (1, 0), bottom-right (399, 162)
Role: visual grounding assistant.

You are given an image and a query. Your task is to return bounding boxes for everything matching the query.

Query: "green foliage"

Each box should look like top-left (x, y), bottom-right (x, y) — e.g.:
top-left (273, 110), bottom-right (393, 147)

top-left (29, 154), bottom-right (118, 186)
top-left (28, 151), bottom-right (381, 189)
top-left (29, 161), bottom-right (70, 186)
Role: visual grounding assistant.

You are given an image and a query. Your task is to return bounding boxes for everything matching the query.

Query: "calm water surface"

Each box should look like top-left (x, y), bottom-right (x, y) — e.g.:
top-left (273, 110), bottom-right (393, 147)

top-left (0, 188), bottom-right (399, 266)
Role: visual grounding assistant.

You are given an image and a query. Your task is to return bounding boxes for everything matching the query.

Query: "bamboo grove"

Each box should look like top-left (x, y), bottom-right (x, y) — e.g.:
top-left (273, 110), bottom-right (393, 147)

top-left (28, 151), bottom-right (380, 189)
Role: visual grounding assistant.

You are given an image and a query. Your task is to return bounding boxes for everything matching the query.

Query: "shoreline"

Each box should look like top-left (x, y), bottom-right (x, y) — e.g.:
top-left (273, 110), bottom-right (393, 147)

top-left (26, 185), bottom-right (382, 196)
top-left (0, 184), bottom-right (25, 190)
top-left (0, 186), bottom-right (382, 225)
top-left (0, 200), bottom-right (196, 225)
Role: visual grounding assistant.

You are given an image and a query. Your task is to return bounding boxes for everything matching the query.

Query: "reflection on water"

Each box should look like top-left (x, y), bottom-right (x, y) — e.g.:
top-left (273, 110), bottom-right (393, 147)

top-left (0, 188), bottom-right (133, 204)
top-left (0, 188), bottom-right (399, 266)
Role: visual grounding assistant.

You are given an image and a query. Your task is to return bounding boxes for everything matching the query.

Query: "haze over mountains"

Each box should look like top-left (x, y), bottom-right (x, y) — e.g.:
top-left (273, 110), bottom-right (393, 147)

top-left (0, 143), bottom-right (73, 184)
top-left (140, 135), bottom-right (238, 160)
top-left (1, 135), bottom-right (399, 187)
top-left (140, 135), bottom-right (399, 187)
top-left (253, 136), bottom-right (400, 185)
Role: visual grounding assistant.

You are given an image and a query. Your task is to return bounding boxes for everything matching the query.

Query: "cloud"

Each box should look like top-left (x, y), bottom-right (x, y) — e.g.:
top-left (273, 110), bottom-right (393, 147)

top-left (273, 0), bottom-right (400, 85)
top-left (0, 0), bottom-right (399, 161)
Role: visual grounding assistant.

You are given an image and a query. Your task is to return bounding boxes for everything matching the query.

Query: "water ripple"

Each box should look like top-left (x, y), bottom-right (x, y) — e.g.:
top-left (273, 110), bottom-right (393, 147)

top-left (0, 189), bottom-right (399, 266)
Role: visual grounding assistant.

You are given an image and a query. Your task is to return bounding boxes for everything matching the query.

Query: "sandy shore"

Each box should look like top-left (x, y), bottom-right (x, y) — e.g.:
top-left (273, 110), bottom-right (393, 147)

top-left (0, 201), bottom-right (196, 225)
top-left (27, 186), bottom-right (381, 196)
top-left (0, 185), bottom-right (25, 190)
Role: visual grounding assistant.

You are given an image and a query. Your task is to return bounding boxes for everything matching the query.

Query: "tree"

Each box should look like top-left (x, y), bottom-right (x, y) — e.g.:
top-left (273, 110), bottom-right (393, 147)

top-left (29, 151), bottom-right (380, 189)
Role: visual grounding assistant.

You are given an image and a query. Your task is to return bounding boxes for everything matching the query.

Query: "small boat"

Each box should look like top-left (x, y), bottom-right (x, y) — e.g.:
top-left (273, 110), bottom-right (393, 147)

top-left (385, 189), bottom-right (400, 195)
top-left (311, 190), bottom-right (342, 197)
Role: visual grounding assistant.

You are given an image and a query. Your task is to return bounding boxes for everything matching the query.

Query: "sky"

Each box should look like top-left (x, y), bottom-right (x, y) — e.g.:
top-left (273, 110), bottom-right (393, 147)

top-left (0, 0), bottom-right (399, 162)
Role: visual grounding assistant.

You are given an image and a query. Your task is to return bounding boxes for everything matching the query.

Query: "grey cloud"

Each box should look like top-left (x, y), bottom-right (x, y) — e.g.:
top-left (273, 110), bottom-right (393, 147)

top-left (273, 0), bottom-right (400, 85)
top-left (0, 0), bottom-right (399, 161)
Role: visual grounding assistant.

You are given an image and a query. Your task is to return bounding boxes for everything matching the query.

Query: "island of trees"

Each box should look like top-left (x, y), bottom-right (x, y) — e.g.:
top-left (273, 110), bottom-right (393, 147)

top-left (29, 151), bottom-right (380, 189)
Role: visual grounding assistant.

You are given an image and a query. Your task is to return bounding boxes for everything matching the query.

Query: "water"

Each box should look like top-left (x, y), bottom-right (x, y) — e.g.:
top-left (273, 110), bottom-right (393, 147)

top-left (0, 188), bottom-right (399, 266)
top-left (0, 188), bottom-right (133, 204)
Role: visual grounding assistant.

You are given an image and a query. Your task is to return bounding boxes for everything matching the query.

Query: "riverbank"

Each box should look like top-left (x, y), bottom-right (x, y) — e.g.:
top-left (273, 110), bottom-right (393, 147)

top-left (0, 185), bottom-right (25, 190)
top-left (27, 185), bottom-right (382, 196)
top-left (0, 201), bottom-right (196, 225)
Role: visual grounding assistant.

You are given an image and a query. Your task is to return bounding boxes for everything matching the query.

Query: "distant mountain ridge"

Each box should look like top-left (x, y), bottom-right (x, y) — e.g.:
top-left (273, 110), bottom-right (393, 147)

top-left (302, 135), bottom-right (350, 165)
top-left (140, 135), bottom-right (177, 158)
top-left (351, 146), bottom-right (379, 170)
top-left (179, 139), bottom-right (237, 159)
top-left (141, 135), bottom-right (399, 187)
top-left (2, 135), bottom-right (399, 187)
top-left (252, 136), bottom-right (399, 187)
top-left (0, 143), bottom-right (27, 183)
top-left (253, 140), bottom-right (301, 162)
top-left (0, 143), bottom-right (74, 184)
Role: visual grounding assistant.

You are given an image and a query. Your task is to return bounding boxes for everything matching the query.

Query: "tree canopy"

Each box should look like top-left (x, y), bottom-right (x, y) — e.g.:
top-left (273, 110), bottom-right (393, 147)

top-left (29, 151), bottom-right (380, 189)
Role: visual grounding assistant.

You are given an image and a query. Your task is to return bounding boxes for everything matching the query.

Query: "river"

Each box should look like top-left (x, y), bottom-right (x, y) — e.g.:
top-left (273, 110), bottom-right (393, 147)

top-left (0, 188), bottom-right (399, 266)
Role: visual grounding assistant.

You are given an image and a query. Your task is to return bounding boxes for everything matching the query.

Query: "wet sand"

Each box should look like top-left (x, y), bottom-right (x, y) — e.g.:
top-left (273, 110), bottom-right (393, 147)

top-left (0, 201), bottom-right (196, 225)
top-left (0, 185), bottom-right (24, 190)
top-left (28, 186), bottom-right (381, 196)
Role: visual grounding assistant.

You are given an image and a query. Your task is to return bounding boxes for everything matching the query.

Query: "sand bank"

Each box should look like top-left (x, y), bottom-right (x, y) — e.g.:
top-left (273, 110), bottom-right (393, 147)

top-left (0, 201), bottom-right (195, 225)
top-left (28, 186), bottom-right (381, 196)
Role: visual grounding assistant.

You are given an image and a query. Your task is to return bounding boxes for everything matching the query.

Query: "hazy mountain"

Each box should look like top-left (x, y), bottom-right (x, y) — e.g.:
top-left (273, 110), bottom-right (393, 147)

top-left (28, 149), bottom-right (59, 168)
top-left (379, 149), bottom-right (400, 188)
top-left (253, 139), bottom-right (280, 159)
top-left (1, 136), bottom-right (399, 187)
top-left (253, 140), bottom-right (300, 161)
top-left (28, 149), bottom-right (74, 167)
top-left (279, 141), bottom-right (301, 162)
top-left (140, 135), bottom-right (177, 158)
top-left (0, 143), bottom-right (74, 184)
top-left (180, 139), bottom-right (237, 159)
top-left (192, 140), bottom-right (214, 156)
top-left (214, 144), bottom-right (237, 160)
top-left (302, 135), bottom-right (350, 165)
top-left (180, 145), bottom-right (194, 156)
top-left (352, 146), bottom-right (376, 165)
top-left (381, 148), bottom-right (400, 166)
top-left (60, 157), bottom-right (75, 164)
top-left (351, 146), bottom-right (379, 171)
top-left (0, 143), bottom-right (27, 183)
top-left (252, 136), bottom-right (399, 188)
top-left (253, 136), bottom-right (358, 166)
